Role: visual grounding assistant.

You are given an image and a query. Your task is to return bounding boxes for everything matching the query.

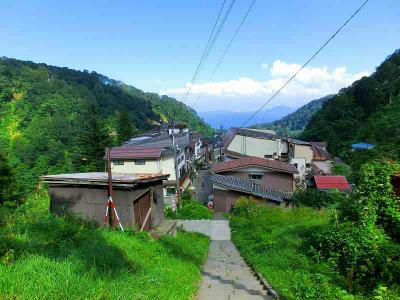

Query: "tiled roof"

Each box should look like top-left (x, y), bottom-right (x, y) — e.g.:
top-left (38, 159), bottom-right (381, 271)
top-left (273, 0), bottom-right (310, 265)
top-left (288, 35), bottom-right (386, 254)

top-left (106, 146), bottom-right (164, 159)
top-left (224, 150), bottom-right (248, 159)
top-left (312, 146), bottom-right (332, 161)
top-left (210, 174), bottom-right (292, 202)
top-left (314, 175), bottom-right (350, 191)
top-left (212, 156), bottom-right (298, 174)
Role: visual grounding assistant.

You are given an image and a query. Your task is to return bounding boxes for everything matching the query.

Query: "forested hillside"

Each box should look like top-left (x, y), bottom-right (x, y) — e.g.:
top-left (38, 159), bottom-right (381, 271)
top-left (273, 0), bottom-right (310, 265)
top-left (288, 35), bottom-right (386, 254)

top-left (301, 49), bottom-right (400, 171)
top-left (250, 95), bottom-right (333, 136)
top-left (0, 57), bottom-right (211, 197)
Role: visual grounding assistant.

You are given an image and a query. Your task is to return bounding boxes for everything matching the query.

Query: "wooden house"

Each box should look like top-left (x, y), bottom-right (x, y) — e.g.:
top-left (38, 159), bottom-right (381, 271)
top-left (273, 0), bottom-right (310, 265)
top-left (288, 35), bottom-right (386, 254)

top-left (42, 172), bottom-right (169, 231)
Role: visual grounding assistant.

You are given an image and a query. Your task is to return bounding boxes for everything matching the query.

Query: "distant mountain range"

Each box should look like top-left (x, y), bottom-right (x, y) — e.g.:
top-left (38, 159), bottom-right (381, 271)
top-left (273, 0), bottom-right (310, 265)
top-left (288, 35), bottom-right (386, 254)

top-left (198, 106), bottom-right (297, 129)
top-left (250, 95), bottom-right (334, 137)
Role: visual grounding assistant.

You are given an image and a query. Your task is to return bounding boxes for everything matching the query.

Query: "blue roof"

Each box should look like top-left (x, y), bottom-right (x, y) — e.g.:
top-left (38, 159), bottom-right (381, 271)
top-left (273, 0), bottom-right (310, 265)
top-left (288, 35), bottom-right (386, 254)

top-left (352, 143), bottom-right (374, 150)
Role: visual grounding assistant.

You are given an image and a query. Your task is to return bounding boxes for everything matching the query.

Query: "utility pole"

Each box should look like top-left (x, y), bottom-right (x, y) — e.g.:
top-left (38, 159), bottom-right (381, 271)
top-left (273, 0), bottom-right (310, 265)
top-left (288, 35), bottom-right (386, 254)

top-left (171, 123), bottom-right (181, 205)
top-left (107, 148), bottom-right (114, 226)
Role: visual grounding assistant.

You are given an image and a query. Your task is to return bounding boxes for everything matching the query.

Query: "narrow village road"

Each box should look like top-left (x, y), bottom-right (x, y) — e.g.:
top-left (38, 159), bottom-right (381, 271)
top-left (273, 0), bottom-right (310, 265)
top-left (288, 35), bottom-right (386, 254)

top-left (178, 219), bottom-right (272, 300)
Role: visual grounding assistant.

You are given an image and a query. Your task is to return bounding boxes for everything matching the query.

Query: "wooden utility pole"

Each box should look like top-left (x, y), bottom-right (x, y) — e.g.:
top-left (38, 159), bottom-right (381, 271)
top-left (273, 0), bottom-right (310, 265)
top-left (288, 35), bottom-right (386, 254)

top-left (171, 123), bottom-right (182, 205)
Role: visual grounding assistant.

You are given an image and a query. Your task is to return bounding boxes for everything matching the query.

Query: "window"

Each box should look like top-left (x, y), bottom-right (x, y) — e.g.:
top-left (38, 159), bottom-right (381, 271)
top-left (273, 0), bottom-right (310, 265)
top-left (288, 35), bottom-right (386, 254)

top-left (166, 187), bottom-right (176, 196)
top-left (113, 160), bottom-right (124, 165)
top-left (134, 159), bottom-right (146, 165)
top-left (249, 174), bottom-right (263, 180)
top-left (264, 154), bottom-right (273, 159)
top-left (306, 163), bottom-right (311, 168)
top-left (294, 163), bottom-right (298, 169)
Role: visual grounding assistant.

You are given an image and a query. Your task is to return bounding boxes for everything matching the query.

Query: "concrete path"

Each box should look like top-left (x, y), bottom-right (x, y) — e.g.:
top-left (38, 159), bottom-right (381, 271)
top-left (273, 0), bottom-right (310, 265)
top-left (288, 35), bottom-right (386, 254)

top-left (177, 220), bottom-right (231, 240)
top-left (178, 220), bottom-right (272, 300)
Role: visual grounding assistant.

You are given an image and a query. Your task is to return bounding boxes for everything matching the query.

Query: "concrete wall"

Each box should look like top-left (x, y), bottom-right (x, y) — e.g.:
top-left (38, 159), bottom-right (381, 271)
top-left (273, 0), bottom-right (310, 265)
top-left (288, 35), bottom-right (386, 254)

top-left (228, 135), bottom-right (282, 158)
top-left (313, 160), bottom-right (333, 174)
top-left (111, 159), bottom-right (161, 174)
top-left (290, 157), bottom-right (306, 178)
top-left (293, 144), bottom-right (314, 164)
top-left (220, 167), bottom-right (294, 193)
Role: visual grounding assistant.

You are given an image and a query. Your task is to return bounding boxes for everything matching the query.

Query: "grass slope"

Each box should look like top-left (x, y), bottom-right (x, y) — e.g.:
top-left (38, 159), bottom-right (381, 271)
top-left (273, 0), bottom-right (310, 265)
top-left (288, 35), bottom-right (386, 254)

top-left (0, 194), bottom-right (209, 300)
top-left (230, 206), bottom-right (354, 299)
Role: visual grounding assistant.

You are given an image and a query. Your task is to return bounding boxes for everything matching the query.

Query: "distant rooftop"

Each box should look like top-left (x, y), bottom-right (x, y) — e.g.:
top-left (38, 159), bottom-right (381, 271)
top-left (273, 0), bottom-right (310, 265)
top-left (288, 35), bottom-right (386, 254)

top-left (352, 143), bottom-right (375, 150)
top-left (314, 175), bottom-right (350, 191)
top-left (213, 156), bottom-right (298, 174)
top-left (106, 146), bottom-right (164, 160)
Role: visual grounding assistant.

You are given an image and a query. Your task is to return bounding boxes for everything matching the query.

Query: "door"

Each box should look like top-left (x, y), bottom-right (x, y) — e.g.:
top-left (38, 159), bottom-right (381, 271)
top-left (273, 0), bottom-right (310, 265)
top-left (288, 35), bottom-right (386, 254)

top-left (133, 192), bottom-right (151, 231)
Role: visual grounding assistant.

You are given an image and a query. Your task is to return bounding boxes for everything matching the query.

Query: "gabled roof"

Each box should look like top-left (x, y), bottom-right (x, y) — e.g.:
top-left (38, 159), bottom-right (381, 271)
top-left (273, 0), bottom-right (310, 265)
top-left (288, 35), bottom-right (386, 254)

top-left (310, 141), bottom-right (327, 148)
top-left (125, 132), bottom-right (189, 149)
top-left (314, 175), bottom-right (350, 191)
top-left (210, 174), bottom-right (292, 203)
top-left (106, 146), bottom-right (164, 160)
top-left (312, 146), bottom-right (332, 161)
top-left (212, 156), bottom-right (298, 174)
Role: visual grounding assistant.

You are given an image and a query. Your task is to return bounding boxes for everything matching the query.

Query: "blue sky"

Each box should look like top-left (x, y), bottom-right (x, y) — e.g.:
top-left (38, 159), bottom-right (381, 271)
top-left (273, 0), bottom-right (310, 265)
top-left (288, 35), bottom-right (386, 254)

top-left (1, 0), bottom-right (399, 112)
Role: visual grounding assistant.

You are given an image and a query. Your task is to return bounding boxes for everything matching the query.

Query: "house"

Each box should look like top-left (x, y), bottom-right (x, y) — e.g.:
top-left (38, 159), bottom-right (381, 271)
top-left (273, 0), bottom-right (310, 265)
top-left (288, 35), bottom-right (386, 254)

top-left (42, 172), bottom-right (169, 231)
top-left (210, 174), bottom-right (293, 212)
top-left (210, 156), bottom-right (297, 212)
top-left (107, 145), bottom-right (187, 200)
top-left (224, 128), bottom-right (289, 160)
top-left (352, 143), bottom-right (375, 150)
top-left (314, 175), bottom-right (350, 192)
top-left (212, 156), bottom-right (297, 193)
top-left (310, 142), bottom-right (333, 175)
top-left (188, 132), bottom-right (205, 162)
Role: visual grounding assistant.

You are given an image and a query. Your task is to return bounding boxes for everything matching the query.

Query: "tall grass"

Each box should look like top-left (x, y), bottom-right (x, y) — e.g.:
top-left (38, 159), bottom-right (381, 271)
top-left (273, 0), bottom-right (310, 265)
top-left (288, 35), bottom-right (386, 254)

top-left (230, 205), bottom-right (357, 299)
top-left (0, 192), bottom-right (209, 299)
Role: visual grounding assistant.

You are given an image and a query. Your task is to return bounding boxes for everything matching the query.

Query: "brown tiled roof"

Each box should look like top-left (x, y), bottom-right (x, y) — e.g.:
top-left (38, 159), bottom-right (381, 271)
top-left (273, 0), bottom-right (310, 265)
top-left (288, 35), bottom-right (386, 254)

top-left (312, 146), bottom-right (332, 161)
top-left (210, 174), bottom-right (292, 202)
top-left (212, 156), bottom-right (297, 174)
top-left (106, 146), bottom-right (164, 160)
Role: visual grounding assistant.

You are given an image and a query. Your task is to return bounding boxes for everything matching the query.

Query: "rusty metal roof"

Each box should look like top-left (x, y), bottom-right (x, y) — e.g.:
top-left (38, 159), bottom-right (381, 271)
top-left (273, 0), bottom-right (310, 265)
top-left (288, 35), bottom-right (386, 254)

top-left (41, 172), bottom-right (169, 187)
top-left (312, 146), bottom-right (332, 161)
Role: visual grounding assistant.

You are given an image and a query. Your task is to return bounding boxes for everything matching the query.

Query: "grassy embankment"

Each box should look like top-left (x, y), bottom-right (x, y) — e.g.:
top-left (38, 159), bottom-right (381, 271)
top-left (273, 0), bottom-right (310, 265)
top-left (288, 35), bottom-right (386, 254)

top-left (0, 192), bottom-right (209, 300)
top-left (230, 205), bottom-right (378, 299)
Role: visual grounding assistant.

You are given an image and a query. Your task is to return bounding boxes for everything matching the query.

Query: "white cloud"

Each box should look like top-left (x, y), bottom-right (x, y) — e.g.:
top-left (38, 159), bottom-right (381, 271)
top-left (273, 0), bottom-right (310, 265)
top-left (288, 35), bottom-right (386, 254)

top-left (155, 79), bottom-right (163, 84)
top-left (161, 60), bottom-right (370, 112)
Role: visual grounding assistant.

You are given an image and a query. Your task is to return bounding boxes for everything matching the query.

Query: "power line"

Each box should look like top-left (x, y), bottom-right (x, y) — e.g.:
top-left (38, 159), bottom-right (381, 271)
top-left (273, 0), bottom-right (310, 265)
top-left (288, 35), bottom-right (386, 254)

top-left (191, 0), bottom-right (256, 109)
top-left (240, 0), bottom-right (370, 127)
top-left (182, 0), bottom-right (235, 104)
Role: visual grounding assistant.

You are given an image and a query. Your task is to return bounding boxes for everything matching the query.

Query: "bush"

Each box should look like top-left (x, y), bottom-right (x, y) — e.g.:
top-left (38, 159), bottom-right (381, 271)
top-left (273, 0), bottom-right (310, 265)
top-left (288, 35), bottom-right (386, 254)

top-left (165, 198), bottom-right (213, 220)
top-left (292, 188), bottom-right (337, 209)
top-left (232, 196), bottom-right (257, 217)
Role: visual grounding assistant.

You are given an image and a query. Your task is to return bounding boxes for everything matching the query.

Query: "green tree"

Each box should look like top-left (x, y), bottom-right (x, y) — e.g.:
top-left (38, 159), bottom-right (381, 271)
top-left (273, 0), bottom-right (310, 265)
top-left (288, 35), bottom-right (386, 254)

top-left (116, 111), bottom-right (134, 144)
top-left (76, 104), bottom-right (111, 171)
top-left (0, 153), bottom-right (20, 205)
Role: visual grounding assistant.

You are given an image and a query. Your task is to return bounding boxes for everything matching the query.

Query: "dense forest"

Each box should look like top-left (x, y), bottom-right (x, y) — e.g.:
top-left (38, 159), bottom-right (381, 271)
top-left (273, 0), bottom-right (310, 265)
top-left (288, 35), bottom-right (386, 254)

top-left (250, 95), bottom-right (333, 136)
top-left (0, 57), bottom-right (211, 199)
top-left (301, 49), bottom-right (400, 171)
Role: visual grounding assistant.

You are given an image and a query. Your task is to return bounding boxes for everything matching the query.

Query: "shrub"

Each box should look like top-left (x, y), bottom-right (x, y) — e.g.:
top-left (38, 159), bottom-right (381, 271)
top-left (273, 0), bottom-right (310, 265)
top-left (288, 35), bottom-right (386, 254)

top-left (292, 188), bottom-right (337, 209)
top-left (232, 196), bottom-right (257, 217)
top-left (165, 199), bottom-right (213, 220)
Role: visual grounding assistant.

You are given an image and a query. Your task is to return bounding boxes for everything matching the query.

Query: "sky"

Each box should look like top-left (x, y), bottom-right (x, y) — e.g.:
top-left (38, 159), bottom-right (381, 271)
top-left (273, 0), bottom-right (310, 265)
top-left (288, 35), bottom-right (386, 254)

top-left (0, 0), bottom-right (399, 112)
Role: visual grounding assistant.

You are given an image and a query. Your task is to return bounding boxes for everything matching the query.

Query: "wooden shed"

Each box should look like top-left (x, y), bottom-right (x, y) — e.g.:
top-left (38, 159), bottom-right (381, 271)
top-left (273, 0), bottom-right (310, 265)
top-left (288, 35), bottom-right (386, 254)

top-left (42, 172), bottom-right (169, 231)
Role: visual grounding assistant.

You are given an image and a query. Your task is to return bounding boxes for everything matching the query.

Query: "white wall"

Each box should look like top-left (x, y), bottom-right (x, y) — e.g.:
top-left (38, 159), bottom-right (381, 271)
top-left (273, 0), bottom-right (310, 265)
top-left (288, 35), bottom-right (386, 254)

top-left (293, 144), bottom-right (314, 164)
top-left (290, 157), bottom-right (306, 178)
top-left (228, 135), bottom-right (282, 158)
top-left (314, 160), bottom-right (333, 174)
top-left (111, 159), bottom-right (161, 174)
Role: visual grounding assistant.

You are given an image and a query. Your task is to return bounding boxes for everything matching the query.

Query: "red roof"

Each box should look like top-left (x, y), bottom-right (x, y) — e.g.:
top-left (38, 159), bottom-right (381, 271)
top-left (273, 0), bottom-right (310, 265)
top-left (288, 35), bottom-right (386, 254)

top-left (106, 146), bottom-right (163, 160)
top-left (212, 156), bottom-right (298, 174)
top-left (314, 175), bottom-right (350, 191)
